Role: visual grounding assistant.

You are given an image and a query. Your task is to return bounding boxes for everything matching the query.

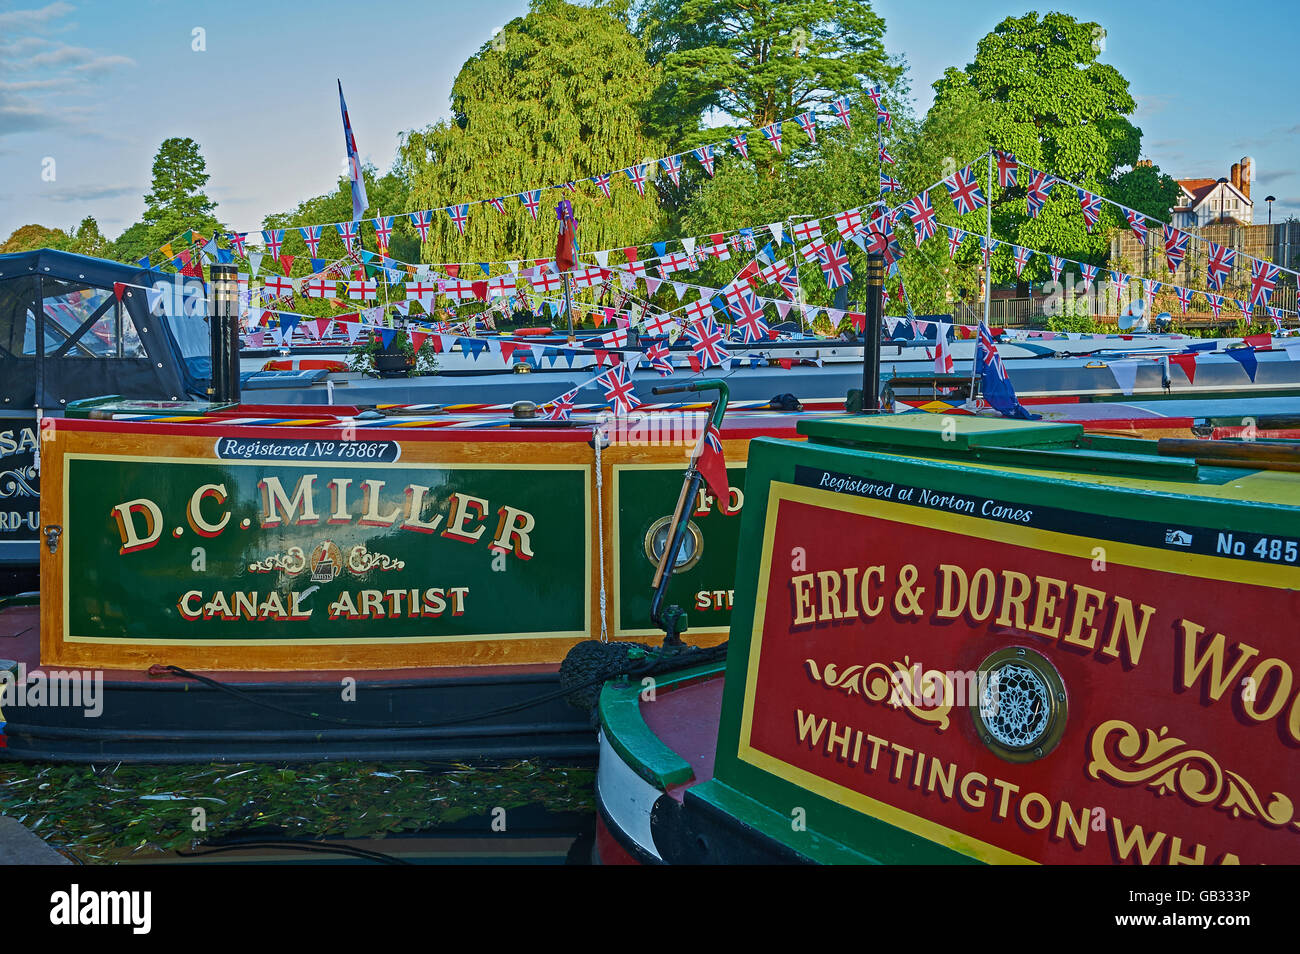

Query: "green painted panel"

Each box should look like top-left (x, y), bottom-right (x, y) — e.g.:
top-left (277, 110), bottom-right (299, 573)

top-left (798, 414), bottom-right (1084, 451)
top-left (65, 456), bottom-right (588, 641)
top-left (614, 464), bottom-right (746, 635)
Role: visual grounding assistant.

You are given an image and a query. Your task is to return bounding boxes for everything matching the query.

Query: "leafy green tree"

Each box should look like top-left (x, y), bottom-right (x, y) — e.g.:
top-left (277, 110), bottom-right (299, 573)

top-left (925, 12), bottom-right (1178, 288)
top-left (398, 0), bottom-right (666, 266)
top-left (0, 223), bottom-right (71, 254)
top-left (140, 137), bottom-right (222, 251)
top-left (66, 216), bottom-right (107, 257)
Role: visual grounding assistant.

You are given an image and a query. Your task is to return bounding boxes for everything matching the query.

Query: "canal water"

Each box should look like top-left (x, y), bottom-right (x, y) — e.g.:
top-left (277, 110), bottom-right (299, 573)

top-left (0, 760), bottom-right (596, 865)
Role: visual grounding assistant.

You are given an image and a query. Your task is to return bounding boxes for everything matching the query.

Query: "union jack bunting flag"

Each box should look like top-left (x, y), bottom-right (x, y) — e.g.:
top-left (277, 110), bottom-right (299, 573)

top-left (760, 122), bottom-right (783, 154)
top-left (981, 236), bottom-right (999, 269)
top-left (1110, 270), bottom-right (1127, 293)
top-left (1048, 255), bottom-right (1064, 283)
top-left (1124, 208), bottom-right (1148, 245)
top-left (1163, 224), bottom-right (1189, 273)
top-left (520, 190), bottom-right (542, 220)
top-left (409, 210), bottom-right (433, 242)
top-left (1206, 293), bottom-right (1223, 318)
top-left (865, 85), bottom-right (883, 108)
top-left (730, 292), bottom-right (770, 342)
top-left (372, 216), bottom-right (394, 253)
top-left (878, 145), bottom-right (896, 165)
top-left (692, 145), bottom-right (716, 177)
top-left (738, 227), bottom-right (757, 251)
top-left (299, 225), bottom-right (323, 256)
top-left (995, 151), bottom-right (1018, 188)
top-left (946, 227), bottom-right (964, 259)
top-left (447, 204), bottom-right (470, 236)
top-left (1013, 245), bottom-right (1033, 277)
top-left (686, 315), bottom-right (730, 368)
top-left (779, 268), bottom-right (800, 300)
top-left (1237, 299), bottom-right (1253, 322)
top-left (831, 96), bottom-right (851, 130)
top-left (1143, 279), bottom-right (1163, 302)
top-left (880, 172), bottom-right (902, 193)
top-left (1025, 172), bottom-right (1053, 218)
top-left (546, 386), bottom-right (580, 421)
top-left (796, 112), bottom-right (817, 144)
top-left (644, 339), bottom-right (675, 376)
top-left (729, 134), bottom-right (748, 159)
top-left (227, 232), bottom-right (247, 256)
top-left (902, 191), bottom-right (938, 245)
top-left (1250, 259), bottom-right (1281, 308)
top-left (977, 321), bottom-right (1009, 381)
top-left (1080, 264), bottom-right (1099, 286)
top-left (262, 229), bottom-right (284, 259)
top-left (818, 241), bottom-right (853, 289)
top-left (487, 197), bottom-right (506, 214)
top-left (1205, 242), bottom-right (1236, 291)
top-left (659, 155), bottom-right (683, 185)
top-left (943, 167), bottom-right (986, 215)
top-left (1077, 189), bottom-right (1103, 231)
top-left (876, 106), bottom-right (891, 129)
top-left (1175, 285), bottom-right (1195, 314)
top-left (625, 164), bottom-right (649, 196)
top-left (335, 221), bottom-right (359, 253)
top-left (591, 173), bottom-right (612, 198)
top-left (865, 213), bottom-right (902, 266)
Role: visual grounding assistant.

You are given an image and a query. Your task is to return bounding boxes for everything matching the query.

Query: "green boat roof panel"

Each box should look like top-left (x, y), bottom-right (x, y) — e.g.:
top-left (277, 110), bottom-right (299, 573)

top-left (796, 414), bottom-right (1084, 451)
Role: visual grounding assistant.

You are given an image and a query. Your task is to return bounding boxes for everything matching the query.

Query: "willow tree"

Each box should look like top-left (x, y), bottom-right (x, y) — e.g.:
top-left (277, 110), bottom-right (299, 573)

top-left (399, 0), bottom-right (665, 265)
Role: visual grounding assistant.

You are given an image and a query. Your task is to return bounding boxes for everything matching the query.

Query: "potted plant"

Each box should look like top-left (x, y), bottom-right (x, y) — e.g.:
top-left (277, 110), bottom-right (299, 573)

top-left (347, 330), bottom-right (438, 378)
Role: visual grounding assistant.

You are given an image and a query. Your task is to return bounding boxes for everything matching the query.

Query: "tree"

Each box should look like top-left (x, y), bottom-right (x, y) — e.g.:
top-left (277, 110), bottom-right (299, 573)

top-left (925, 12), bottom-right (1179, 287)
top-left (0, 224), bottom-right (71, 254)
top-left (398, 0), bottom-right (666, 266)
top-left (139, 137), bottom-right (222, 252)
top-left (67, 217), bottom-right (107, 257)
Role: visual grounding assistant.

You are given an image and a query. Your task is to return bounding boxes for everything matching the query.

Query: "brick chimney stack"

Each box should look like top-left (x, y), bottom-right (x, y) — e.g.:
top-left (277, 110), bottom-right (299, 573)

top-left (1231, 162), bottom-right (1241, 192)
top-left (1240, 156), bottom-right (1253, 199)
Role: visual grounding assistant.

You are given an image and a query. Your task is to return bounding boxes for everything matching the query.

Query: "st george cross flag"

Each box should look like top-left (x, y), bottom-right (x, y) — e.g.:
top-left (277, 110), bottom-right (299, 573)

top-left (977, 321), bottom-right (1037, 420)
top-left (1250, 259), bottom-right (1281, 308)
top-left (694, 422), bottom-right (731, 512)
top-left (943, 167), bottom-right (986, 215)
top-left (692, 145), bottom-right (716, 177)
top-left (1157, 227), bottom-right (1187, 277)
top-left (338, 80), bottom-right (370, 222)
top-left (760, 122), bottom-right (783, 154)
top-left (934, 322), bottom-right (954, 373)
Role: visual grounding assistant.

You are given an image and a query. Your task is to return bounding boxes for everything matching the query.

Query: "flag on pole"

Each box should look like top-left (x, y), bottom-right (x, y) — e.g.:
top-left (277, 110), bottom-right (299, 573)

top-left (694, 422), bottom-right (731, 513)
top-left (977, 321), bottom-right (1037, 420)
top-left (338, 80), bottom-right (370, 222)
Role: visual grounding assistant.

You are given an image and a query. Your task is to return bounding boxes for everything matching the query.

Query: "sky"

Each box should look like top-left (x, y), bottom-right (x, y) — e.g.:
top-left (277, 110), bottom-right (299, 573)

top-left (1, 0), bottom-right (1297, 244)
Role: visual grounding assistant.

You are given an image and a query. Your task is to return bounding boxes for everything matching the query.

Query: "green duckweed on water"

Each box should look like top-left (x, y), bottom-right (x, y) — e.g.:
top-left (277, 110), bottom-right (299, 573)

top-left (0, 760), bottom-right (595, 864)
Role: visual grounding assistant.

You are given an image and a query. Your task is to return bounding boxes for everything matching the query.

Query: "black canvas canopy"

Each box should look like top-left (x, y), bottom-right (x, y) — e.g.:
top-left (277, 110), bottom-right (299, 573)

top-left (0, 248), bottom-right (211, 410)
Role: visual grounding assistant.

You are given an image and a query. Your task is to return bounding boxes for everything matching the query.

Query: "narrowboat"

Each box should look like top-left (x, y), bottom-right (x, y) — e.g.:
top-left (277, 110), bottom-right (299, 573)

top-left (594, 415), bottom-right (1298, 864)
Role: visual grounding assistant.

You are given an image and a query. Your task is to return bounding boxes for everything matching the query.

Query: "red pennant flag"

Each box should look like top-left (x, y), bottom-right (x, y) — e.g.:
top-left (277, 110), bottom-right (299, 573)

top-left (688, 354), bottom-right (702, 373)
top-left (280, 254), bottom-right (295, 275)
top-left (622, 247), bottom-right (639, 263)
top-left (409, 331), bottom-right (428, 352)
top-left (113, 282), bottom-right (126, 300)
top-left (445, 264), bottom-right (460, 279)
top-left (778, 358), bottom-right (794, 370)
top-left (472, 280), bottom-right (489, 301)
top-left (1244, 333), bottom-right (1271, 349)
top-left (1169, 353), bottom-right (1197, 384)
top-left (500, 341), bottom-right (524, 364)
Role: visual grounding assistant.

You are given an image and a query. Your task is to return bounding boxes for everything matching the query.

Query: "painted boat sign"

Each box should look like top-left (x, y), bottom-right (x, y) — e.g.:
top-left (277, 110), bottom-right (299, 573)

top-left (214, 436), bottom-right (402, 464)
top-left (719, 419), bottom-right (1299, 865)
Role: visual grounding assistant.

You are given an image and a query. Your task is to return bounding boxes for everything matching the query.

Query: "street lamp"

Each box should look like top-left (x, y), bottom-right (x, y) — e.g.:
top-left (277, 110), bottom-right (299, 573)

top-left (1216, 176), bottom-right (1229, 226)
top-left (1266, 195), bottom-right (1276, 225)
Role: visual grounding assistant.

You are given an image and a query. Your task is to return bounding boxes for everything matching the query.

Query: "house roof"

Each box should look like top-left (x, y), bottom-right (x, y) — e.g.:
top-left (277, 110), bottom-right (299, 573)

top-left (1177, 177), bottom-right (1252, 210)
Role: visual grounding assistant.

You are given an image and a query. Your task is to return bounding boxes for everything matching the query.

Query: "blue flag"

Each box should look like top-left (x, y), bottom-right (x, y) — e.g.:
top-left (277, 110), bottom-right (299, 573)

top-left (338, 79), bottom-right (369, 222)
top-left (977, 321), bottom-right (1038, 420)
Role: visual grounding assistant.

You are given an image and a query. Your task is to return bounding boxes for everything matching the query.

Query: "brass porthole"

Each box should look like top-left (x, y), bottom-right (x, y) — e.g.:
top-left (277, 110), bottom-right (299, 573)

top-left (971, 646), bottom-right (1068, 763)
top-left (643, 516), bottom-right (703, 574)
